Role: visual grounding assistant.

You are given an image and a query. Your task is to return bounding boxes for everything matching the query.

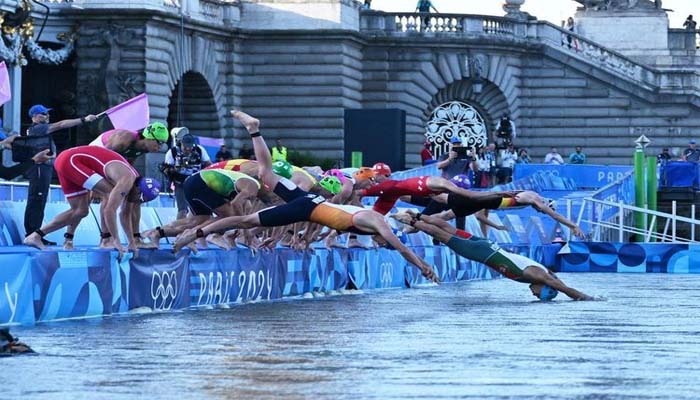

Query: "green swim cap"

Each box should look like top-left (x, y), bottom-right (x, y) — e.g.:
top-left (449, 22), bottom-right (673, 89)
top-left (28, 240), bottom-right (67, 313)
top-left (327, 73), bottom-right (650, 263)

top-left (318, 176), bottom-right (342, 195)
top-left (272, 160), bottom-right (293, 179)
top-left (143, 122), bottom-right (169, 143)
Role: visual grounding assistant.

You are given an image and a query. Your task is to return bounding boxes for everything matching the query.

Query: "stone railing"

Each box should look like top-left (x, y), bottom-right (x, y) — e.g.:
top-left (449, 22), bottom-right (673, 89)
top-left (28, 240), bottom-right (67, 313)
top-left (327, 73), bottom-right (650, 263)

top-left (668, 29), bottom-right (699, 51)
top-left (361, 11), bottom-right (523, 37)
top-left (533, 21), bottom-right (659, 88)
top-left (37, 0), bottom-right (240, 27)
top-left (360, 12), bottom-right (673, 91)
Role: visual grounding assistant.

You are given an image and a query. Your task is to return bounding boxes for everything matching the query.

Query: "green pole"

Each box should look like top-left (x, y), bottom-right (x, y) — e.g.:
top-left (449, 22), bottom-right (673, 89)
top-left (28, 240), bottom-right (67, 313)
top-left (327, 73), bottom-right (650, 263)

top-left (351, 151), bottom-right (363, 168)
top-left (634, 147), bottom-right (646, 242)
top-left (646, 156), bottom-right (658, 242)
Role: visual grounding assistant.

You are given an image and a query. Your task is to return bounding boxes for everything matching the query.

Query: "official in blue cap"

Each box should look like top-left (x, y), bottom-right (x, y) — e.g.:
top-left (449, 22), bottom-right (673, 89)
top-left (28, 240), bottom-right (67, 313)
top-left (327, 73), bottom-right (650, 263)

top-left (23, 103), bottom-right (98, 246)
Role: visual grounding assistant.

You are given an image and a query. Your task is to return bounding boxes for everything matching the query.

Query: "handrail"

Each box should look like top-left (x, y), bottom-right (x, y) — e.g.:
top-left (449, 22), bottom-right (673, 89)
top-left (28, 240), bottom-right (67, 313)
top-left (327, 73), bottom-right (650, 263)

top-left (538, 21), bottom-right (660, 86)
top-left (578, 196), bottom-right (700, 243)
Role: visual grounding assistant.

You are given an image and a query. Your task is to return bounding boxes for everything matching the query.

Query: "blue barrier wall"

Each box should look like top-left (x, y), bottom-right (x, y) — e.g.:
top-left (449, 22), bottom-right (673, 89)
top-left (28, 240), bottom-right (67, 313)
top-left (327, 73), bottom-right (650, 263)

top-left (513, 164), bottom-right (632, 189)
top-left (557, 242), bottom-right (700, 273)
top-left (5, 244), bottom-right (557, 327)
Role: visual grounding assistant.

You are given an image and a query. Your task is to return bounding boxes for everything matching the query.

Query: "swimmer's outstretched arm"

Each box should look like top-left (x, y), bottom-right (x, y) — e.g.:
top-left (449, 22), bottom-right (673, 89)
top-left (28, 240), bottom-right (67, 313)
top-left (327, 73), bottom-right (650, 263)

top-left (530, 197), bottom-right (585, 239)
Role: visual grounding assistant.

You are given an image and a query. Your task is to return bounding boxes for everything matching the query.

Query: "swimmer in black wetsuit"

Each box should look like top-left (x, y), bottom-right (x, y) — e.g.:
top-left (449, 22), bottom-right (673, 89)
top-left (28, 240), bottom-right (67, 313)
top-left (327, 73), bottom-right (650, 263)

top-left (409, 190), bottom-right (586, 239)
top-left (392, 211), bottom-right (593, 301)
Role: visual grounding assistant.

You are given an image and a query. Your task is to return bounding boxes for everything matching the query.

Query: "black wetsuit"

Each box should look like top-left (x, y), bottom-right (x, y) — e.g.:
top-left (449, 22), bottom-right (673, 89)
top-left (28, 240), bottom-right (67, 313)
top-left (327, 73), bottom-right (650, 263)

top-left (410, 193), bottom-right (503, 218)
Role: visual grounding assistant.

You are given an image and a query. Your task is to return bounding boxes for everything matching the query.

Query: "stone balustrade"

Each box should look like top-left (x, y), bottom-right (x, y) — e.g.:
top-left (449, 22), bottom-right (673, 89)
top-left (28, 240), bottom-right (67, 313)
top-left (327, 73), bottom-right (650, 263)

top-left (361, 11), bottom-right (520, 37)
top-left (35, 0), bottom-right (240, 27)
top-left (360, 11), bottom-right (700, 96)
top-left (668, 29), bottom-right (699, 51)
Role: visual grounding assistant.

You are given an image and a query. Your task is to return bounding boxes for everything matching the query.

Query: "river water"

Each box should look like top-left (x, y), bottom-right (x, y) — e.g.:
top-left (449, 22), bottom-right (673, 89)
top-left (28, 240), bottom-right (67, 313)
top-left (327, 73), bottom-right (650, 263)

top-left (6, 273), bottom-right (700, 399)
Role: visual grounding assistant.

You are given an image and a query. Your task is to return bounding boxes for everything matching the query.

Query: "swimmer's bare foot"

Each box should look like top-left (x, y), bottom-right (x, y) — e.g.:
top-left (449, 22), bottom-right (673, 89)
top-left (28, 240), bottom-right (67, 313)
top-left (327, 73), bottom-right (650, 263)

top-left (207, 233), bottom-right (232, 250)
top-left (173, 229), bottom-right (197, 253)
top-left (99, 238), bottom-right (115, 249)
top-left (142, 229), bottom-right (161, 249)
top-left (391, 212), bottom-right (414, 225)
top-left (230, 110), bottom-right (260, 133)
top-left (196, 237), bottom-right (209, 249)
top-left (24, 232), bottom-right (46, 250)
top-left (347, 238), bottom-right (368, 249)
top-left (328, 241), bottom-right (347, 249)
top-left (279, 231), bottom-right (293, 247)
top-left (223, 230), bottom-right (238, 247)
top-left (63, 239), bottom-right (74, 250)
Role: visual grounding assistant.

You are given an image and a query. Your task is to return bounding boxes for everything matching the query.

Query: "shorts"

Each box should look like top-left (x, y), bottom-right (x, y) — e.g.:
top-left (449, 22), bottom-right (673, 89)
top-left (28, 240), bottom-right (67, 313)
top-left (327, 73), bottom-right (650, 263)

top-left (445, 193), bottom-right (503, 217)
top-left (258, 193), bottom-right (325, 227)
top-left (273, 178), bottom-right (307, 203)
top-left (54, 146), bottom-right (136, 198)
top-left (183, 173), bottom-right (231, 216)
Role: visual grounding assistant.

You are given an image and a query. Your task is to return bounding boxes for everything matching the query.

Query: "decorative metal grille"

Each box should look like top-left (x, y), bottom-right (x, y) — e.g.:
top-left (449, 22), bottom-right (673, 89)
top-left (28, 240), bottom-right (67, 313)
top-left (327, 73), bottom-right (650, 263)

top-left (425, 101), bottom-right (487, 158)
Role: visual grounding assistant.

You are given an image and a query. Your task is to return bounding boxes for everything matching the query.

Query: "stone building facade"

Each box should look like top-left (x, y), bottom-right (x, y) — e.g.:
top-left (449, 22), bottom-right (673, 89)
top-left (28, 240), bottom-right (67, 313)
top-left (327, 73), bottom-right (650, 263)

top-left (1, 0), bottom-right (699, 167)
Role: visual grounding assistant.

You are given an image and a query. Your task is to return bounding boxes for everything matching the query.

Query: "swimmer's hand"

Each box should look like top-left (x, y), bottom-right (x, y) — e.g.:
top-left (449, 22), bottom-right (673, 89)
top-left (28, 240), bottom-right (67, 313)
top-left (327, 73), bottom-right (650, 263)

top-left (572, 226), bottom-right (586, 240)
top-left (495, 224), bottom-right (509, 231)
top-left (422, 266), bottom-right (440, 284)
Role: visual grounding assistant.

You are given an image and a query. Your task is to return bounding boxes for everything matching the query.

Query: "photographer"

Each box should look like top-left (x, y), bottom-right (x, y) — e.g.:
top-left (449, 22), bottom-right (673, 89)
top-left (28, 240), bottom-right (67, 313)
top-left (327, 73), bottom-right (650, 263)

top-left (162, 133), bottom-right (211, 219)
top-left (495, 114), bottom-right (516, 150)
top-left (436, 136), bottom-right (473, 230)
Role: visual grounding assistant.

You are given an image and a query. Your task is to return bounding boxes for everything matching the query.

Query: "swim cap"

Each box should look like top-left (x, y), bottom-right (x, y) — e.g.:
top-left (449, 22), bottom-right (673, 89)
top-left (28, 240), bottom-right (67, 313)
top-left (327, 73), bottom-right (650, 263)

top-left (272, 160), bottom-right (293, 179)
top-left (322, 169), bottom-right (346, 183)
top-left (539, 285), bottom-right (559, 301)
top-left (137, 177), bottom-right (161, 203)
top-left (353, 167), bottom-right (375, 181)
top-left (372, 162), bottom-right (392, 177)
top-left (319, 176), bottom-right (342, 195)
top-left (451, 174), bottom-right (471, 189)
top-left (143, 122), bottom-right (169, 143)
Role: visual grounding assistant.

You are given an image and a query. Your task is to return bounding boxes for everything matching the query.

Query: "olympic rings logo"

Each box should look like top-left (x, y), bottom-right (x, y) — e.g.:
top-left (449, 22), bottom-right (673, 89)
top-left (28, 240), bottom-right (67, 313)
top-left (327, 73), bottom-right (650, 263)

top-left (151, 270), bottom-right (178, 311)
top-left (380, 262), bottom-right (393, 287)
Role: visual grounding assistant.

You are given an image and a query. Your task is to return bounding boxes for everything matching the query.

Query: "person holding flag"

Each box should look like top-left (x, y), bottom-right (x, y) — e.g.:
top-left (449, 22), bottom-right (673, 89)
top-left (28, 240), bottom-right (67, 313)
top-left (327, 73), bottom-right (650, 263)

top-left (22, 104), bottom-right (98, 245)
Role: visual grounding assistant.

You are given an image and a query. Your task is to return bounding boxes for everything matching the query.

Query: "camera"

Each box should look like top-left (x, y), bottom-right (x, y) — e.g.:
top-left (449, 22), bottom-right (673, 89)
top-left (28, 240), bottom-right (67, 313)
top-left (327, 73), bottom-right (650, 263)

top-left (158, 162), bottom-right (188, 184)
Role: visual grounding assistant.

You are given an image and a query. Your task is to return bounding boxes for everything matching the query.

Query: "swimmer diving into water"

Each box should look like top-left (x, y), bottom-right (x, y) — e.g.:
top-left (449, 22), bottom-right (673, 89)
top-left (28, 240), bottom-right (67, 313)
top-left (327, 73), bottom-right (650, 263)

top-left (392, 210), bottom-right (593, 301)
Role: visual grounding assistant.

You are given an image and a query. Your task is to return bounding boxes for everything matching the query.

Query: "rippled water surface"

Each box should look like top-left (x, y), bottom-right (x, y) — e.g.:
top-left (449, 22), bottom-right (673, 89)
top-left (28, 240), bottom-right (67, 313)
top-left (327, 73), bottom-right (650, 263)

top-left (6, 273), bottom-right (700, 400)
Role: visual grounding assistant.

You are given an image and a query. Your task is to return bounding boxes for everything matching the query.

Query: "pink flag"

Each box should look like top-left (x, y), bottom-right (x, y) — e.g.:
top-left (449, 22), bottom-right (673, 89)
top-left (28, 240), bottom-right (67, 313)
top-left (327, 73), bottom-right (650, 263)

top-left (0, 62), bottom-right (11, 106)
top-left (197, 137), bottom-right (224, 147)
top-left (104, 93), bottom-right (150, 132)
